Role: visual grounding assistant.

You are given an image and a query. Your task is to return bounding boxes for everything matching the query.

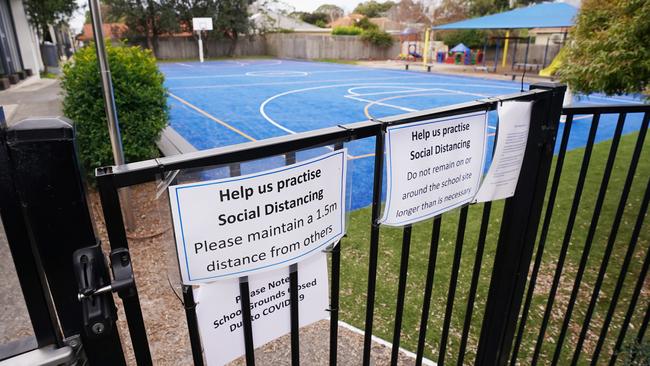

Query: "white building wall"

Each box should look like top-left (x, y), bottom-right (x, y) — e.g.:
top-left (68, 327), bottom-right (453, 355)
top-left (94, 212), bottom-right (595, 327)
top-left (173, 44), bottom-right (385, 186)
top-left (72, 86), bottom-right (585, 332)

top-left (10, 0), bottom-right (42, 75)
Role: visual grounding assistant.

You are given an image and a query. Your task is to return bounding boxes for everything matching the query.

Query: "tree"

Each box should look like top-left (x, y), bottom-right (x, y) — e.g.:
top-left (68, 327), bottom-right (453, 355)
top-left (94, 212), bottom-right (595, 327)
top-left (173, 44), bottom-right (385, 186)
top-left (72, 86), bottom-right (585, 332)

top-left (432, 0), bottom-right (469, 25)
top-left (356, 16), bottom-right (379, 31)
top-left (291, 11), bottom-right (329, 27)
top-left (468, 0), bottom-right (508, 16)
top-left (211, 0), bottom-right (252, 55)
top-left (391, 0), bottom-right (429, 24)
top-left (23, 0), bottom-right (77, 72)
top-left (105, 0), bottom-right (179, 56)
top-left (353, 0), bottom-right (395, 18)
top-left (315, 4), bottom-right (344, 23)
top-left (440, 29), bottom-right (486, 48)
top-left (83, 3), bottom-right (117, 24)
top-left (559, 0), bottom-right (650, 98)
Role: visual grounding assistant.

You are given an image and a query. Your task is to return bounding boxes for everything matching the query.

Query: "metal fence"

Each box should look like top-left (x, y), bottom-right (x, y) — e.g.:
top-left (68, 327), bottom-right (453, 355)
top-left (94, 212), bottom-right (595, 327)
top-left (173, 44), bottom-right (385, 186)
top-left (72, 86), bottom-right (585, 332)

top-left (1, 84), bottom-right (649, 366)
top-left (91, 83), bottom-right (564, 365)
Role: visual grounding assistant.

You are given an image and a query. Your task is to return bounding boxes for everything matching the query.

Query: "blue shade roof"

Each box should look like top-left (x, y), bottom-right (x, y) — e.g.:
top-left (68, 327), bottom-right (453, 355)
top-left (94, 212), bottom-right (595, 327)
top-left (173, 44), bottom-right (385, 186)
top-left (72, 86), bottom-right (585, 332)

top-left (433, 2), bottom-right (578, 30)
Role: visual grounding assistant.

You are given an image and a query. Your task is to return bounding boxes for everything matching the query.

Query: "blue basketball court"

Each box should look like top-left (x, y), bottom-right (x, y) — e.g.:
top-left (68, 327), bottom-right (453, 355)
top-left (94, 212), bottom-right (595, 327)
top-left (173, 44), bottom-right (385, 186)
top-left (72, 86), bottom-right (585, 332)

top-left (160, 59), bottom-right (645, 209)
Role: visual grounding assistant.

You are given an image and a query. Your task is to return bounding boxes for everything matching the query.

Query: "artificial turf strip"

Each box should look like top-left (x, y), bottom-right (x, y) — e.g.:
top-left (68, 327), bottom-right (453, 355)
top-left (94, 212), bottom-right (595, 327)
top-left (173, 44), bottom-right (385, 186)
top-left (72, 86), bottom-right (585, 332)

top-left (337, 130), bottom-right (649, 365)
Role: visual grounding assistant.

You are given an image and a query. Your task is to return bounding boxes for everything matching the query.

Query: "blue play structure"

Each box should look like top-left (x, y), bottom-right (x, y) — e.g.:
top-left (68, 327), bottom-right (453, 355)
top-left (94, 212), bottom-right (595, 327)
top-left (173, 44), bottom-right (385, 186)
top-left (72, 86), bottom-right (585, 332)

top-left (160, 59), bottom-right (645, 210)
top-left (449, 43), bottom-right (472, 65)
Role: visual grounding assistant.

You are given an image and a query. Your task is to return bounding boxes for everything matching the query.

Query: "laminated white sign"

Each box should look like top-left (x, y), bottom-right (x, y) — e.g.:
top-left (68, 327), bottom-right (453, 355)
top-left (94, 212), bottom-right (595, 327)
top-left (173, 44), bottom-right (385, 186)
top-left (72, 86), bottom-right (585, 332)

top-left (381, 111), bottom-right (488, 226)
top-left (195, 253), bottom-right (329, 366)
top-left (474, 101), bottom-right (532, 202)
top-left (169, 150), bottom-right (347, 284)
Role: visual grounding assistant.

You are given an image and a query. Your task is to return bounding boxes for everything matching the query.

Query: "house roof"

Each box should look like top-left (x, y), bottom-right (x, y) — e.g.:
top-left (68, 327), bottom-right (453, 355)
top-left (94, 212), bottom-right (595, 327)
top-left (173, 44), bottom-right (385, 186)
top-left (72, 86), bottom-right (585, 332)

top-left (329, 14), bottom-right (365, 28)
top-left (250, 11), bottom-right (322, 31)
top-left (433, 2), bottom-right (578, 30)
top-left (78, 23), bottom-right (128, 41)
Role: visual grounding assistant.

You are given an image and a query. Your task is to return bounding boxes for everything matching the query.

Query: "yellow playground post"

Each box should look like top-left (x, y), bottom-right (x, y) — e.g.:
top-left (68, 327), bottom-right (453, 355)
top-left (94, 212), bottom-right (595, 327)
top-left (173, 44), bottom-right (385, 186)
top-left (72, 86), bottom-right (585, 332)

top-left (423, 28), bottom-right (431, 65)
top-left (501, 30), bottom-right (510, 67)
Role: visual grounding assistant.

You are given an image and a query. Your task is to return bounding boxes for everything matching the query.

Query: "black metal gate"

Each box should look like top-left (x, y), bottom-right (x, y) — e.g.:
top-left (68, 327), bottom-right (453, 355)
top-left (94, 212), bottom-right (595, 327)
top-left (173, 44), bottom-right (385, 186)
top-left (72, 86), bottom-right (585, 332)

top-left (1, 84), bottom-right (649, 366)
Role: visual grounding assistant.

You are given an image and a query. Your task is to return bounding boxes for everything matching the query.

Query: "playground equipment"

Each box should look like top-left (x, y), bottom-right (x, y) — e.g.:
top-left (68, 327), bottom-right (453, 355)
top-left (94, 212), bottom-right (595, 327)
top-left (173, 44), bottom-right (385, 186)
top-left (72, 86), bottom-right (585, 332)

top-left (539, 44), bottom-right (567, 77)
top-left (399, 27), bottom-right (423, 61)
top-left (445, 43), bottom-right (475, 65)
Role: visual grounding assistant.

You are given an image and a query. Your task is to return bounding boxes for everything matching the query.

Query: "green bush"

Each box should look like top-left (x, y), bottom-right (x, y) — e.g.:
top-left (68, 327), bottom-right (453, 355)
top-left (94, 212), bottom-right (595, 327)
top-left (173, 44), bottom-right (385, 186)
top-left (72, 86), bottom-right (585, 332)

top-left (62, 42), bottom-right (168, 180)
top-left (356, 16), bottom-right (379, 31)
top-left (361, 28), bottom-right (394, 48)
top-left (331, 26), bottom-right (363, 36)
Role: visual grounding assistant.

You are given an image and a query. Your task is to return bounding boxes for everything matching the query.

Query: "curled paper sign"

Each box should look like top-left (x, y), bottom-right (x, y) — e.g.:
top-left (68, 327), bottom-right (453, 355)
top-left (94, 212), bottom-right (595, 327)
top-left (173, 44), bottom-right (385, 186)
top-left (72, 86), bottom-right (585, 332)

top-left (474, 101), bottom-right (532, 203)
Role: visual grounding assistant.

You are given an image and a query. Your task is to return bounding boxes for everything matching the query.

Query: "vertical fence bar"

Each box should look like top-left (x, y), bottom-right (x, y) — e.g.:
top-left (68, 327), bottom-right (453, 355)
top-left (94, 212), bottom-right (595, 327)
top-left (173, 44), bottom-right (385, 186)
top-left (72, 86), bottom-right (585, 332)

top-left (493, 40), bottom-right (500, 73)
top-left (329, 142), bottom-right (344, 366)
top-left (239, 278), bottom-right (256, 366)
top-left (390, 225), bottom-right (412, 365)
top-left (415, 216), bottom-right (442, 366)
top-left (285, 151), bottom-right (300, 366)
top-left (551, 112), bottom-right (626, 365)
top-left (636, 303), bottom-right (650, 349)
top-left (530, 112), bottom-right (601, 365)
top-left (97, 173), bottom-right (153, 365)
top-left (362, 129), bottom-right (386, 366)
top-left (439, 206), bottom-right (469, 365)
top-left (476, 84), bottom-right (565, 365)
top-left (458, 202), bottom-right (492, 366)
top-left (183, 287), bottom-right (204, 366)
top-left (225, 162), bottom-right (256, 366)
top-left (608, 178), bottom-right (650, 366)
top-left (570, 113), bottom-right (648, 365)
top-left (510, 113), bottom-right (575, 365)
top-left (289, 266), bottom-right (300, 365)
top-left (630, 302), bottom-right (650, 364)
top-left (329, 240), bottom-right (341, 366)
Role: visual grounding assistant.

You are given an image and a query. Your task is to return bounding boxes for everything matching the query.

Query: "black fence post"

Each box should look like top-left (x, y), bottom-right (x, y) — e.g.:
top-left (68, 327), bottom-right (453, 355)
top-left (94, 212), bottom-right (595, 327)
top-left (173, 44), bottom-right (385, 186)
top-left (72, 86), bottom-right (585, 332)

top-left (4, 117), bottom-right (126, 365)
top-left (0, 111), bottom-right (61, 353)
top-left (475, 83), bottom-right (566, 365)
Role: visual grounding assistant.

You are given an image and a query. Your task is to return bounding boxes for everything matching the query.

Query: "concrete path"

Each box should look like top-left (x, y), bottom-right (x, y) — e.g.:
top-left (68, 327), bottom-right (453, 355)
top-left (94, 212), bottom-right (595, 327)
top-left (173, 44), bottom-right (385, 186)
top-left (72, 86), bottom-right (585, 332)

top-left (0, 77), bottom-right (62, 125)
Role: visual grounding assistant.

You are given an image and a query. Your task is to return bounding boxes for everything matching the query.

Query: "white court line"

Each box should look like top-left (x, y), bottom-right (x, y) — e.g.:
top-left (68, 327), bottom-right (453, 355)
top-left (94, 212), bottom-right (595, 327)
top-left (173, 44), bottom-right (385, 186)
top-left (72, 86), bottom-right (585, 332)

top-left (171, 75), bottom-right (420, 90)
top-left (347, 86), bottom-right (428, 96)
top-left (176, 63), bottom-right (192, 67)
top-left (170, 76), bottom-right (522, 91)
top-left (259, 82), bottom-right (493, 136)
top-left (166, 68), bottom-right (386, 80)
top-left (344, 95), bottom-right (417, 113)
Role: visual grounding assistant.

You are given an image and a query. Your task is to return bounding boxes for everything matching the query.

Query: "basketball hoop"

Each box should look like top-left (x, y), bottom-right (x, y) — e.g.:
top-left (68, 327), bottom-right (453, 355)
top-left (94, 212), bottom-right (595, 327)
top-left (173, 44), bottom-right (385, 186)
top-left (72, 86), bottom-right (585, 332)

top-left (192, 18), bottom-right (213, 62)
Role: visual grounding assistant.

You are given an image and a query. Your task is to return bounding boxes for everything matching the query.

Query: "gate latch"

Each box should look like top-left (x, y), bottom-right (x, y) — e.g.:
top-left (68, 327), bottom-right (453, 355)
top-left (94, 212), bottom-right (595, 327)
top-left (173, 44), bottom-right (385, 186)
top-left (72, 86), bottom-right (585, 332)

top-left (73, 244), bottom-right (135, 338)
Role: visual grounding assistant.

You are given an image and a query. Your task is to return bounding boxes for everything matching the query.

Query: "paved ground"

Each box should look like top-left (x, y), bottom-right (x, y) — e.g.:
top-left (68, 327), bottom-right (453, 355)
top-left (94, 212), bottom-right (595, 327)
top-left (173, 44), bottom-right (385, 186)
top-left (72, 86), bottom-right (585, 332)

top-left (0, 77), bottom-right (62, 125)
top-left (0, 220), bottom-right (34, 346)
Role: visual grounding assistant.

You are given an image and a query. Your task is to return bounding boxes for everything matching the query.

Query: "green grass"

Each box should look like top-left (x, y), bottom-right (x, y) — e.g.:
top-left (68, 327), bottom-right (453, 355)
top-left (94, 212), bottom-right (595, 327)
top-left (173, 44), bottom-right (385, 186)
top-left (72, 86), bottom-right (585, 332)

top-left (156, 55), bottom-right (273, 63)
top-left (39, 72), bottom-right (57, 79)
top-left (338, 130), bottom-right (650, 365)
top-left (312, 58), bottom-right (359, 65)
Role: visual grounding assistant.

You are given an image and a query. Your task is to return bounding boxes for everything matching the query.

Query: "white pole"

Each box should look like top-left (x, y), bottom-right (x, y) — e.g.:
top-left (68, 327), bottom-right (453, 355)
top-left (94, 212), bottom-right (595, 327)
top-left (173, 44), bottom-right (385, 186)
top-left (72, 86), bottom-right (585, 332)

top-left (198, 31), bottom-right (204, 63)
